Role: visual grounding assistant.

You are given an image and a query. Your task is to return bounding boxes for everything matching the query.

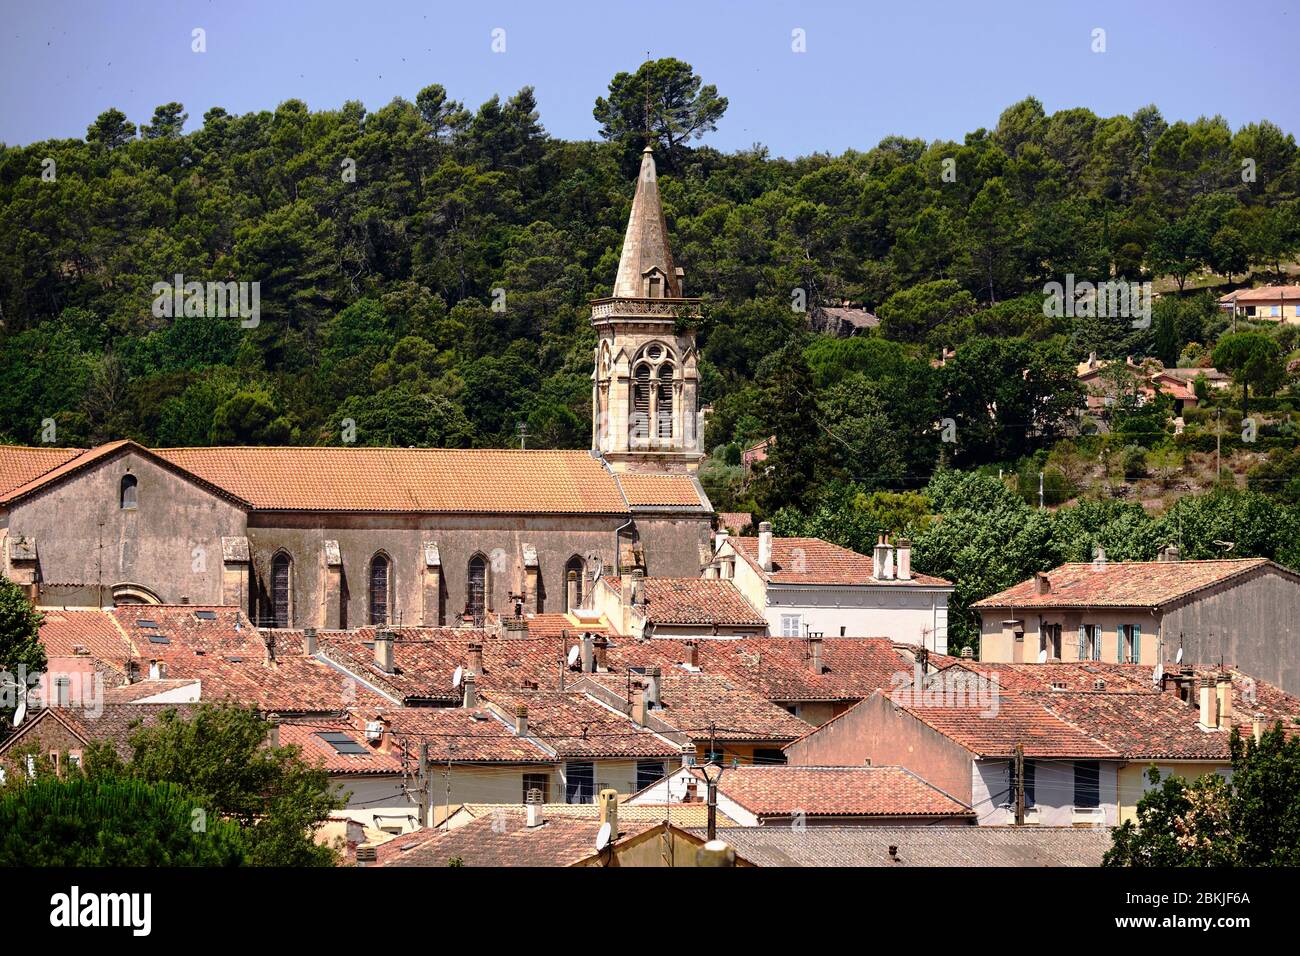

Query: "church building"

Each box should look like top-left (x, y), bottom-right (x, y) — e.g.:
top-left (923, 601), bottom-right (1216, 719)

top-left (0, 151), bottom-right (715, 629)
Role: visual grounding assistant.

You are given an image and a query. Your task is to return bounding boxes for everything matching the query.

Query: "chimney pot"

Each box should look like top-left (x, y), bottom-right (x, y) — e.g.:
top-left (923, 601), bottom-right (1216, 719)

top-left (632, 683), bottom-right (650, 725)
top-left (644, 666), bottom-right (661, 708)
top-left (809, 636), bottom-right (825, 674)
top-left (374, 630), bottom-right (394, 673)
top-left (303, 627), bottom-right (318, 655)
top-left (581, 633), bottom-right (595, 673)
top-left (1034, 572), bottom-right (1051, 596)
top-left (758, 522), bottom-right (773, 573)
top-left (1216, 673), bottom-right (1233, 727)
top-left (685, 639), bottom-right (699, 669)
top-left (1198, 675), bottom-right (1219, 730)
top-left (467, 642), bottom-right (484, 676)
top-left (593, 636), bottom-right (609, 671)
top-left (514, 704), bottom-right (529, 737)
top-left (597, 788), bottom-right (619, 835)
top-left (895, 538), bottom-right (912, 581)
top-left (461, 672), bottom-right (477, 709)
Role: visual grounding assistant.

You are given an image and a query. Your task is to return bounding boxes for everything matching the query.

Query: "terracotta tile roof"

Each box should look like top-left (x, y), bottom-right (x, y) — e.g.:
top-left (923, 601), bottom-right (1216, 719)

top-left (101, 679), bottom-right (202, 703)
top-left (1223, 284), bottom-right (1300, 302)
top-left (1, 704), bottom-right (198, 761)
top-left (277, 720), bottom-right (406, 775)
top-left (898, 693), bottom-right (1119, 759)
top-left (971, 558), bottom-right (1282, 609)
top-left (523, 613), bottom-right (608, 639)
top-left (730, 537), bottom-right (951, 587)
top-left (152, 446), bottom-right (628, 514)
top-left (377, 813), bottom-right (662, 867)
top-left (480, 689), bottom-right (681, 759)
top-left (378, 707), bottom-right (554, 763)
top-left (699, 825), bottom-right (1111, 867)
top-left (583, 672), bottom-right (812, 743)
top-left (455, 802), bottom-right (736, 828)
top-left (698, 765), bottom-right (973, 819)
top-left (614, 473), bottom-right (707, 508)
top-left (0, 445), bottom-right (84, 500)
top-left (603, 576), bottom-right (767, 627)
top-left (99, 606), bottom-right (388, 712)
top-left (1029, 691), bottom-right (1234, 760)
top-left (717, 512), bottom-right (753, 534)
top-left (943, 660), bottom-right (1157, 694)
top-left (39, 609), bottom-right (134, 664)
top-left (317, 628), bottom-right (563, 703)
top-left (606, 636), bottom-right (936, 703)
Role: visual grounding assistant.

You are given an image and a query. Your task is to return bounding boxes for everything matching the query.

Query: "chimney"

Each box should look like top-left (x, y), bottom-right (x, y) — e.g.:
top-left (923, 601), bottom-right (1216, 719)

top-left (873, 534), bottom-right (895, 580)
top-left (1034, 572), bottom-right (1051, 596)
top-left (1198, 675), bottom-right (1219, 730)
top-left (1088, 351), bottom-right (1097, 369)
top-left (566, 570), bottom-right (579, 610)
top-left (467, 642), bottom-right (483, 677)
top-left (1216, 673), bottom-right (1233, 727)
top-left (461, 672), bottom-right (477, 709)
top-left (303, 627), bottom-right (318, 656)
top-left (593, 636), bottom-right (609, 672)
top-left (1252, 713), bottom-right (1265, 743)
top-left (632, 683), bottom-right (649, 725)
top-left (632, 569), bottom-right (646, 606)
top-left (685, 780), bottom-right (699, 802)
top-left (597, 788), bottom-right (619, 836)
top-left (266, 720), bottom-right (280, 749)
top-left (960, 647), bottom-right (974, 659)
top-left (1159, 544), bottom-right (1180, 562)
top-left (525, 790), bottom-right (545, 827)
top-left (895, 538), bottom-right (912, 581)
top-left (580, 633), bottom-right (595, 673)
top-left (620, 572), bottom-right (634, 607)
top-left (373, 630), bottom-right (394, 673)
top-left (514, 704), bottom-right (529, 737)
top-left (685, 640), bottom-right (699, 670)
top-left (758, 521), bottom-right (773, 572)
top-left (643, 667), bottom-right (661, 709)
top-left (809, 636), bottom-right (824, 675)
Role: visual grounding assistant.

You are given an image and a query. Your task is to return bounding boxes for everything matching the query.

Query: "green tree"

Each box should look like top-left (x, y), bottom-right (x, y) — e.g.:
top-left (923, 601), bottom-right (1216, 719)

top-left (1213, 331), bottom-right (1284, 418)
top-left (752, 340), bottom-right (820, 513)
top-left (0, 777), bottom-right (247, 866)
top-left (0, 576), bottom-right (45, 730)
top-left (123, 703), bottom-right (343, 866)
top-left (594, 59), bottom-right (728, 163)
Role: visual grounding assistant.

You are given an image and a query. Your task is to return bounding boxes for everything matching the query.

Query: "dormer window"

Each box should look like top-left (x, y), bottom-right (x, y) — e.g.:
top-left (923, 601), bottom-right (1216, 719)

top-left (120, 474), bottom-right (138, 510)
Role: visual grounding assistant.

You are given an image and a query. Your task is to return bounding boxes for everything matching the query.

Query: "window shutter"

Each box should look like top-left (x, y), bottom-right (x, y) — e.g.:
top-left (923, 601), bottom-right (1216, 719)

top-left (1092, 626), bottom-right (1101, 661)
top-left (1132, 624), bottom-right (1141, 663)
top-left (1077, 625), bottom-right (1086, 660)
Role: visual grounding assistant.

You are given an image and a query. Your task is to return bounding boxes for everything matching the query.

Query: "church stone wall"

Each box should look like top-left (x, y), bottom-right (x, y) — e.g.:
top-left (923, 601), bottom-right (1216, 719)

top-left (6, 449), bottom-right (247, 606)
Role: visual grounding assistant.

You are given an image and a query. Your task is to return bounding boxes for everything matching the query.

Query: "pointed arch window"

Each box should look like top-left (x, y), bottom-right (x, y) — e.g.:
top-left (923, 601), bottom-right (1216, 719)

top-left (369, 554), bottom-right (391, 626)
top-left (119, 474), bottom-right (138, 510)
top-left (657, 364), bottom-right (674, 438)
top-left (632, 365), bottom-right (652, 440)
top-left (271, 553), bottom-right (292, 628)
top-left (564, 555), bottom-right (585, 611)
top-left (468, 554), bottom-right (488, 624)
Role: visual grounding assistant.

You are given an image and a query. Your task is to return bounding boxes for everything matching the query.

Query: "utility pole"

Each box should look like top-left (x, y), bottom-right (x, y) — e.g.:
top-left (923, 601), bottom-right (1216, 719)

top-left (416, 742), bottom-right (430, 828)
top-left (1215, 407), bottom-right (1222, 482)
top-left (1038, 472), bottom-right (1045, 510)
top-left (1013, 743), bottom-right (1026, 826)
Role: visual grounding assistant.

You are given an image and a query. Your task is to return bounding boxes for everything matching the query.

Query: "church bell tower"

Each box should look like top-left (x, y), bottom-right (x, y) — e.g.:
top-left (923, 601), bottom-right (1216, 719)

top-left (591, 147), bottom-right (703, 473)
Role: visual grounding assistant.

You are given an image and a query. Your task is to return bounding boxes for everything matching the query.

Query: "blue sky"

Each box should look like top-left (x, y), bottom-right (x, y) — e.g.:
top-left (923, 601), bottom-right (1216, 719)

top-left (2, 0), bottom-right (1298, 155)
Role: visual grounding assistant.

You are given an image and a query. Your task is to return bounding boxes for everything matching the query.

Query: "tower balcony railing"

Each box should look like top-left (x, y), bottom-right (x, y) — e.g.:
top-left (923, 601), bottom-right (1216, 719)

top-left (590, 296), bottom-right (701, 321)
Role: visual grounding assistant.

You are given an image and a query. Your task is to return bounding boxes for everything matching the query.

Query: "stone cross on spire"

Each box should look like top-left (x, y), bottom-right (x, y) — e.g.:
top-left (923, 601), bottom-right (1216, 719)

top-left (611, 147), bottom-right (683, 299)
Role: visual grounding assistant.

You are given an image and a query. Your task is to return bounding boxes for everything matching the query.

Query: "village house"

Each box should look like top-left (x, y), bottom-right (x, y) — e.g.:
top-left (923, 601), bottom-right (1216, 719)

top-left (1218, 284), bottom-right (1300, 322)
top-left (972, 552), bottom-right (1300, 696)
top-left (627, 764), bottom-right (974, 827)
top-left (708, 526), bottom-right (952, 650)
top-left (0, 703), bottom-right (194, 783)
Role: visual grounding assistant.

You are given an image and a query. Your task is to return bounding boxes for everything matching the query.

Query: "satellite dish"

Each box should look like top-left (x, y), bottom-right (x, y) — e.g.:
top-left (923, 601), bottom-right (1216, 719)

top-left (567, 645), bottom-right (581, 667)
top-left (1036, 648), bottom-right (1048, 664)
top-left (452, 666), bottom-right (463, 689)
top-left (1152, 662), bottom-right (1164, 685)
top-left (1175, 648), bottom-right (1184, 664)
top-left (12, 693), bottom-right (26, 728)
top-left (594, 821), bottom-right (612, 851)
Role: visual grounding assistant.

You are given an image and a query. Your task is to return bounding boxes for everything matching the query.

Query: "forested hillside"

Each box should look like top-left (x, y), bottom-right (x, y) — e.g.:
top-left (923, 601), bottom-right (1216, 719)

top-left (3, 62), bottom-right (1300, 648)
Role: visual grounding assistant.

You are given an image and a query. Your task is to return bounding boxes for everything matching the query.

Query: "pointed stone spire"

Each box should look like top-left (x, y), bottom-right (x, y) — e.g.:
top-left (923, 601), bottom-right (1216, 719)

top-left (612, 147), bottom-right (682, 298)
